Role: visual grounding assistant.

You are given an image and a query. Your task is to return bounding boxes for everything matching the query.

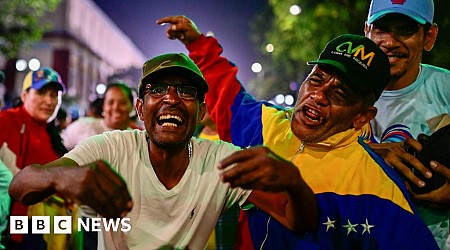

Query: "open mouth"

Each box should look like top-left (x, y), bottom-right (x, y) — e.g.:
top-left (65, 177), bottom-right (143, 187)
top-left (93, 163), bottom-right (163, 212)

top-left (302, 107), bottom-right (323, 125)
top-left (385, 52), bottom-right (406, 62)
top-left (157, 114), bottom-right (184, 127)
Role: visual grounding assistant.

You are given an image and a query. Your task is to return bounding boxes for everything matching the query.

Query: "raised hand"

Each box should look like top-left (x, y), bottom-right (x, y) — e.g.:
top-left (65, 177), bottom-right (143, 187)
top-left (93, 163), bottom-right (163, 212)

top-left (156, 15), bottom-right (202, 45)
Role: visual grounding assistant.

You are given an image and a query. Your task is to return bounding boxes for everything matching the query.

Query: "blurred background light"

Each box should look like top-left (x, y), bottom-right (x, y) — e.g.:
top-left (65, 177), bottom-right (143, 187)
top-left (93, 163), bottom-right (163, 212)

top-left (290, 5), bottom-right (302, 15)
top-left (251, 63), bottom-right (262, 73)
top-left (16, 59), bottom-right (27, 71)
top-left (28, 58), bottom-right (41, 71)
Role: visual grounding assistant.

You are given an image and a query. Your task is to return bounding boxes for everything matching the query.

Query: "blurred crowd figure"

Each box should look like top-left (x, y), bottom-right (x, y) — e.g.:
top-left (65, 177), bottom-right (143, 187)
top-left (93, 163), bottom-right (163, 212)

top-left (60, 82), bottom-right (138, 250)
top-left (0, 67), bottom-right (141, 249)
top-left (0, 67), bottom-right (72, 250)
top-left (87, 97), bottom-right (104, 118)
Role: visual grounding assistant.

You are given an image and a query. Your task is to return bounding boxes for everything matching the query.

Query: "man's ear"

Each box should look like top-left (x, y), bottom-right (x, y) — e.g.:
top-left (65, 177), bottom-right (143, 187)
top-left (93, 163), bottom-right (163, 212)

top-left (424, 23), bottom-right (438, 52)
top-left (353, 106), bottom-right (377, 130)
top-left (197, 102), bottom-right (206, 124)
top-left (136, 98), bottom-right (144, 121)
top-left (364, 21), bottom-right (370, 36)
top-left (20, 91), bottom-right (27, 103)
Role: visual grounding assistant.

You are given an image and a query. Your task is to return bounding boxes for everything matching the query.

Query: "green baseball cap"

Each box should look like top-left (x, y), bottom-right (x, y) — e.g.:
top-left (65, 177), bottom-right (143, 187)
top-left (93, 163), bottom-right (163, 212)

top-left (138, 53), bottom-right (208, 99)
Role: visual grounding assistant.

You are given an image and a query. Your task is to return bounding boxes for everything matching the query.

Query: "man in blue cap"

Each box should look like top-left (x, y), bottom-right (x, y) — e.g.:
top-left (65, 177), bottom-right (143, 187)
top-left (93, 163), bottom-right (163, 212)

top-left (0, 67), bottom-right (68, 249)
top-left (364, 0), bottom-right (450, 248)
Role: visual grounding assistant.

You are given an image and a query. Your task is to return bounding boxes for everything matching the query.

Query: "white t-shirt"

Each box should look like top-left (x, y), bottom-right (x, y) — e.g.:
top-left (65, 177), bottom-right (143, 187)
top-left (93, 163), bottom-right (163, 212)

top-left (64, 130), bottom-right (252, 250)
top-left (61, 117), bottom-right (114, 150)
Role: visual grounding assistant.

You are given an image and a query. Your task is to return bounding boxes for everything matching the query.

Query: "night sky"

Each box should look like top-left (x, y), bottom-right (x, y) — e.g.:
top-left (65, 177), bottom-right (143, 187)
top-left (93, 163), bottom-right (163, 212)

top-left (92, 0), bottom-right (267, 86)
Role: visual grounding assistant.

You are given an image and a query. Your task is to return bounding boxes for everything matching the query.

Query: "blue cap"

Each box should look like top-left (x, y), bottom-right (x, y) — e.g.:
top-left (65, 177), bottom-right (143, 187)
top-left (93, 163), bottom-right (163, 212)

top-left (367, 0), bottom-right (434, 25)
top-left (22, 67), bottom-right (66, 93)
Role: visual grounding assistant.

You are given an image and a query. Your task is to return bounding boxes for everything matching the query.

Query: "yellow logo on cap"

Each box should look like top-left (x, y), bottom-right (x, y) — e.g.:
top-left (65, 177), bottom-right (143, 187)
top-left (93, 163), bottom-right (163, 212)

top-left (336, 42), bottom-right (375, 67)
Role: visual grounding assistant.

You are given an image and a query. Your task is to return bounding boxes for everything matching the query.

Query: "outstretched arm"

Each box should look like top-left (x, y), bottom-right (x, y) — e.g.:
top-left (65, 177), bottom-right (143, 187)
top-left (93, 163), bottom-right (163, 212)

top-left (217, 146), bottom-right (318, 235)
top-left (157, 16), bottom-right (262, 146)
top-left (9, 158), bottom-right (133, 218)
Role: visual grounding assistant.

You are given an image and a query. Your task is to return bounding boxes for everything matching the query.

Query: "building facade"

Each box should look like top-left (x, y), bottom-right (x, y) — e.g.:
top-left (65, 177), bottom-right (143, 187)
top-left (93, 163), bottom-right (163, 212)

top-left (2, 0), bottom-right (145, 113)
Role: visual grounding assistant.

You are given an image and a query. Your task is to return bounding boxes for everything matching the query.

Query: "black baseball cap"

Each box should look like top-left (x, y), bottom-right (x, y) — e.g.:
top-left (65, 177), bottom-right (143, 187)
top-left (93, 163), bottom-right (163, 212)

top-left (138, 53), bottom-right (208, 99)
top-left (307, 34), bottom-right (390, 100)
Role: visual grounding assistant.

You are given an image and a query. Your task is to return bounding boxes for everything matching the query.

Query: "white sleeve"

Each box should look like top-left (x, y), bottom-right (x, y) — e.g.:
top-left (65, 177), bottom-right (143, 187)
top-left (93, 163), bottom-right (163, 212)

top-left (63, 133), bottom-right (111, 167)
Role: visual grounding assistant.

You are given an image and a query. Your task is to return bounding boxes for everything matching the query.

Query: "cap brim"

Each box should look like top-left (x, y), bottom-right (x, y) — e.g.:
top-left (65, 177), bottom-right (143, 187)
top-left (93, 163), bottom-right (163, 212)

top-left (307, 59), bottom-right (348, 74)
top-left (140, 66), bottom-right (208, 94)
top-left (368, 9), bottom-right (426, 25)
top-left (31, 80), bottom-right (65, 93)
top-left (307, 59), bottom-right (369, 95)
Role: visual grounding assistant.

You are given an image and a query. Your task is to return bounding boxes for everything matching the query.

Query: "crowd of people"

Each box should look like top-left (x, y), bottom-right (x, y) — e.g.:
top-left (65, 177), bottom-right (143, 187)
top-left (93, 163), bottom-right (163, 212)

top-left (1, 0), bottom-right (449, 249)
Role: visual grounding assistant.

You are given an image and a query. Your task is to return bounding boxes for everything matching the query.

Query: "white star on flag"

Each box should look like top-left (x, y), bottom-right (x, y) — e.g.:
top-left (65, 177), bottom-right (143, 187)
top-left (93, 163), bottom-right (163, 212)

top-left (322, 216), bottom-right (336, 232)
top-left (343, 219), bottom-right (358, 235)
top-left (361, 218), bottom-right (374, 234)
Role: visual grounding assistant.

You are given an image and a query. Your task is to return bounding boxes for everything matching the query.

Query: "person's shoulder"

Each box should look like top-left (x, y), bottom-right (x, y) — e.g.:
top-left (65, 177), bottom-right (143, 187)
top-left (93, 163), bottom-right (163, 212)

top-left (422, 64), bottom-right (450, 77)
top-left (0, 106), bottom-right (19, 118)
top-left (0, 107), bottom-right (21, 128)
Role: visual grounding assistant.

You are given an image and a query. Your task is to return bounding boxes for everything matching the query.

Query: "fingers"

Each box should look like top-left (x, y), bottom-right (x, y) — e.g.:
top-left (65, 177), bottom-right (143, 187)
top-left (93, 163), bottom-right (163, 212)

top-left (156, 15), bottom-right (185, 26)
top-left (218, 147), bottom-right (300, 192)
top-left (413, 180), bottom-right (450, 206)
top-left (218, 148), bottom-right (255, 170)
top-left (156, 15), bottom-right (201, 45)
top-left (218, 148), bottom-right (261, 186)
top-left (89, 161), bottom-right (133, 218)
top-left (429, 161), bottom-right (450, 180)
top-left (58, 160), bottom-right (132, 219)
top-left (370, 141), bottom-right (431, 186)
top-left (156, 15), bottom-right (187, 33)
top-left (403, 138), bottom-right (423, 154)
top-left (394, 153), bottom-right (431, 188)
top-left (221, 158), bottom-right (267, 190)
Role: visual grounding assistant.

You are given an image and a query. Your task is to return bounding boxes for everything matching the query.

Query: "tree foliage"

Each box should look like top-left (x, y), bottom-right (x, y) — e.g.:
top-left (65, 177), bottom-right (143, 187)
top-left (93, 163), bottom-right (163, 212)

top-left (0, 0), bottom-right (61, 59)
top-left (249, 0), bottom-right (450, 100)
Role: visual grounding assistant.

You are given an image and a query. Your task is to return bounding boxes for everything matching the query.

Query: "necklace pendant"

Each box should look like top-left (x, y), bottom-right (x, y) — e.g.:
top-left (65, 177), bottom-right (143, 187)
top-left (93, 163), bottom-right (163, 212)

top-left (188, 140), bottom-right (192, 160)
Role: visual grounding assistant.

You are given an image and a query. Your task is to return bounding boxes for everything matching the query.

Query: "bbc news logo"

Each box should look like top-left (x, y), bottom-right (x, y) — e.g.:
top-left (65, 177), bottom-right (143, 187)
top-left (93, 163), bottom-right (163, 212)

top-left (10, 216), bottom-right (131, 234)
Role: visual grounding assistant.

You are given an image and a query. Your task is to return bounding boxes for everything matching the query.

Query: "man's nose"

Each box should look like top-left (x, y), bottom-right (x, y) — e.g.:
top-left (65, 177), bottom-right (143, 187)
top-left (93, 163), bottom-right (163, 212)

top-left (310, 87), bottom-right (330, 106)
top-left (377, 32), bottom-right (399, 50)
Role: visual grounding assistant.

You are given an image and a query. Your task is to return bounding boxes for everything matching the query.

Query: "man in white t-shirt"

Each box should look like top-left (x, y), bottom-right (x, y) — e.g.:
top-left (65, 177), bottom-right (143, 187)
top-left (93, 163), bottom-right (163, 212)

top-left (9, 53), bottom-right (317, 249)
